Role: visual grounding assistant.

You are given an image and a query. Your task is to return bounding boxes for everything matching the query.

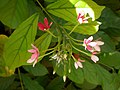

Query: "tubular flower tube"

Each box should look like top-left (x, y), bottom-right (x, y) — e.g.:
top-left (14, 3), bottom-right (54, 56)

top-left (27, 44), bottom-right (40, 67)
top-left (38, 17), bottom-right (53, 31)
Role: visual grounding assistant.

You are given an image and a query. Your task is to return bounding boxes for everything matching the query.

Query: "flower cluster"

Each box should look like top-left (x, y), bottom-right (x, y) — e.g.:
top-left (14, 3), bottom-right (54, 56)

top-left (83, 36), bottom-right (104, 63)
top-left (26, 15), bottom-right (104, 82)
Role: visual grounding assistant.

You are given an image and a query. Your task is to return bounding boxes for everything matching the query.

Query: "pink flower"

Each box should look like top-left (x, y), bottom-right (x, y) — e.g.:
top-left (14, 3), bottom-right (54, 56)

top-left (83, 36), bottom-right (104, 52)
top-left (91, 54), bottom-right (99, 63)
top-left (73, 53), bottom-right (85, 69)
top-left (27, 44), bottom-right (39, 67)
top-left (38, 17), bottom-right (53, 31)
top-left (77, 11), bottom-right (88, 24)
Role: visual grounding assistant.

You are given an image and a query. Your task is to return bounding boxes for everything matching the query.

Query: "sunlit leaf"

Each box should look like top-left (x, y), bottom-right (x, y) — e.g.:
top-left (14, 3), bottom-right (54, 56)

top-left (3, 13), bottom-right (39, 71)
top-left (64, 21), bottom-right (100, 35)
top-left (46, 0), bottom-right (105, 24)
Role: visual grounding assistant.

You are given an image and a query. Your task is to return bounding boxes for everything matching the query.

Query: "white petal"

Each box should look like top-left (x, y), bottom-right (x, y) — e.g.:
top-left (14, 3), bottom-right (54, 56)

top-left (88, 42), bottom-right (97, 47)
top-left (87, 36), bottom-right (93, 42)
top-left (74, 62), bottom-right (78, 69)
top-left (91, 55), bottom-right (99, 63)
top-left (94, 46), bottom-right (100, 51)
top-left (52, 54), bottom-right (57, 59)
top-left (96, 41), bottom-right (104, 45)
top-left (27, 58), bottom-right (35, 63)
top-left (77, 61), bottom-right (83, 68)
top-left (63, 75), bottom-right (66, 82)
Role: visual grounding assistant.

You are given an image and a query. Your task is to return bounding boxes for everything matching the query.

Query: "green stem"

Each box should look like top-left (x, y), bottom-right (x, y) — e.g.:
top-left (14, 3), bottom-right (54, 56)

top-left (46, 30), bottom-right (57, 38)
top-left (71, 54), bottom-right (77, 62)
top-left (69, 23), bottom-right (79, 35)
top-left (18, 68), bottom-right (24, 90)
top-left (69, 40), bottom-right (91, 56)
top-left (38, 50), bottom-right (55, 60)
top-left (36, 0), bottom-right (57, 25)
top-left (71, 40), bottom-right (83, 46)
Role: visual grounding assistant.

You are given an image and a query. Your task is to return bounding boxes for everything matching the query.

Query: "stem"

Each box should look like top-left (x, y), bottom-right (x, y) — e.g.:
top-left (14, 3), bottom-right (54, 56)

top-left (69, 23), bottom-right (80, 35)
top-left (18, 68), bottom-right (24, 90)
top-left (38, 50), bottom-right (55, 60)
top-left (71, 40), bottom-right (83, 46)
top-left (36, 0), bottom-right (57, 25)
top-left (46, 30), bottom-right (57, 38)
top-left (69, 40), bottom-right (91, 56)
top-left (71, 54), bottom-right (77, 62)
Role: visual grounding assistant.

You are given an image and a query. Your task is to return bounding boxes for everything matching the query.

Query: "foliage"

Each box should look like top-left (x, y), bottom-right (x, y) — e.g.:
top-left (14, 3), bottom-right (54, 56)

top-left (0, 0), bottom-right (120, 90)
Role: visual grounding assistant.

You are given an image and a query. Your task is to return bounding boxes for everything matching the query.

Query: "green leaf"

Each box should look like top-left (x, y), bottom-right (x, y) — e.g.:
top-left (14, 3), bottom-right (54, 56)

top-left (94, 31), bottom-right (115, 52)
top-left (46, 77), bottom-right (65, 90)
top-left (35, 33), bottom-right (52, 61)
top-left (99, 8), bottom-right (120, 37)
top-left (23, 63), bottom-right (48, 76)
top-left (65, 83), bottom-right (77, 90)
top-left (3, 13), bottom-right (39, 71)
top-left (0, 35), bottom-right (10, 76)
top-left (94, 64), bottom-right (113, 90)
top-left (21, 74), bottom-right (44, 90)
top-left (64, 21), bottom-right (100, 35)
top-left (46, 0), bottom-right (104, 23)
top-left (76, 80), bottom-right (97, 90)
top-left (100, 52), bottom-right (120, 68)
top-left (0, 0), bottom-right (29, 29)
top-left (83, 61), bottom-right (98, 84)
top-left (68, 60), bottom-right (84, 84)
top-left (46, 0), bottom-right (77, 23)
top-left (0, 75), bottom-right (15, 90)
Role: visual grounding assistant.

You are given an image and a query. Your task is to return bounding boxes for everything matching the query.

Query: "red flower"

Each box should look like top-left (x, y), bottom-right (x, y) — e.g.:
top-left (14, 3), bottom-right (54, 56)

top-left (38, 17), bottom-right (52, 31)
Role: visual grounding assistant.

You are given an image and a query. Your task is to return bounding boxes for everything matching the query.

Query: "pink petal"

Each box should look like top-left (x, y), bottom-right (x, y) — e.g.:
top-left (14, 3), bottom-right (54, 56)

top-left (88, 42), bottom-right (97, 47)
top-left (91, 55), bottom-right (99, 63)
top-left (28, 49), bottom-right (36, 53)
top-left (31, 44), bottom-right (39, 51)
top-left (27, 58), bottom-right (35, 63)
top-left (44, 18), bottom-right (49, 28)
top-left (86, 45), bottom-right (93, 51)
top-left (94, 45), bottom-right (100, 51)
top-left (77, 61), bottom-right (83, 68)
top-left (96, 41), bottom-right (104, 45)
top-left (38, 22), bottom-right (46, 31)
top-left (31, 53), bottom-right (37, 60)
top-left (74, 62), bottom-right (78, 69)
